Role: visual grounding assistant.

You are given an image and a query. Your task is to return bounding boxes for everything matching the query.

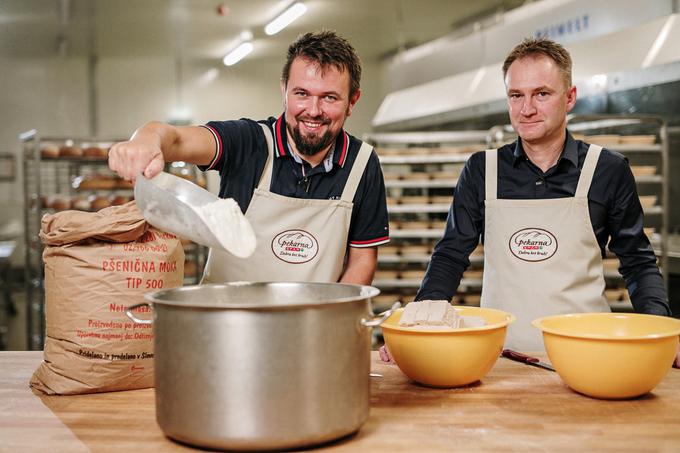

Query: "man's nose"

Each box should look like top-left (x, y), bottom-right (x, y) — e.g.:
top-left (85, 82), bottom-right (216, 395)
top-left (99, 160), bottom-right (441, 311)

top-left (307, 97), bottom-right (321, 116)
top-left (520, 97), bottom-right (536, 115)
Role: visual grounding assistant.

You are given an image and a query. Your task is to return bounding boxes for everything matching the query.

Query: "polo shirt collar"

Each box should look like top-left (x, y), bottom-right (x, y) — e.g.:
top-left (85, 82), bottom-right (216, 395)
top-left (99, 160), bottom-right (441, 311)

top-left (512, 129), bottom-right (579, 168)
top-left (273, 114), bottom-right (350, 168)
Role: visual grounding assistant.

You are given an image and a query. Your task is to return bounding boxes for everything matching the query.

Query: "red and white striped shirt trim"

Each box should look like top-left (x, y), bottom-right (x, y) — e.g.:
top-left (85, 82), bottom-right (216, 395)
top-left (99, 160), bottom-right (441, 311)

top-left (338, 132), bottom-right (349, 167)
top-left (349, 236), bottom-right (390, 248)
top-left (200, 124), bottom-right (222, 170)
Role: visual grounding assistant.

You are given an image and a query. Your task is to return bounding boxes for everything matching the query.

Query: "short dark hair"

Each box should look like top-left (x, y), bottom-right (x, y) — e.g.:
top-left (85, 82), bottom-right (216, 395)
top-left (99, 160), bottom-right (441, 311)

top-left (282, 30), bottom-right (362, 99)
top-left (502, 37), bottom-right (572, 88)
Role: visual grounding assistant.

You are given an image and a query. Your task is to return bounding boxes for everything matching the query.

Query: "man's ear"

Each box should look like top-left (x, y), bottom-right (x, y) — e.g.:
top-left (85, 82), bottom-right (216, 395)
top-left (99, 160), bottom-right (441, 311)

top-left (346, 89), bottom-right (362, 116)
top-left (565, 85), bottom-right (577, 113)
top-left (280, 81), bottom-right (287, 109)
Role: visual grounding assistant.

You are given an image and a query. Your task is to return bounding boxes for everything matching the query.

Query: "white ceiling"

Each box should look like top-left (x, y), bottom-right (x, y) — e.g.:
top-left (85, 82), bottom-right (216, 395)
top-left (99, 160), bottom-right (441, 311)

top-left (0, 0), bottom-right (527, 63)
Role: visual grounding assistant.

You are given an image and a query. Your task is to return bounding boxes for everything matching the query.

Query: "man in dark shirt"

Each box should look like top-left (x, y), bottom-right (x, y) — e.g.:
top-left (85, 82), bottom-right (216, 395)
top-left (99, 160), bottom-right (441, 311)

top-left (109, 31), bottom-right (389, 285)
top-left (413, 37), bottom-right (675, 361)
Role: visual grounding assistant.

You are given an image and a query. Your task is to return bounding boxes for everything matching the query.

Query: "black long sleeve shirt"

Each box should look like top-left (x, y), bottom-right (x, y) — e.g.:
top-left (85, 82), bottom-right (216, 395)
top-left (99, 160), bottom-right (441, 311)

top-left (416, 131), bottom-right (670, 316)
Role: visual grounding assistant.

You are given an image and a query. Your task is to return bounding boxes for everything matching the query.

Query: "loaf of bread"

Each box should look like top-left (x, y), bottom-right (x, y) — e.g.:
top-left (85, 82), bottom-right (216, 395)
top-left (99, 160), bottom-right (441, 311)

top-left (116, 178), bottom-right (134, 189)
top-left (111, 195), bottom-right (130, 206)
top-left (59, 145), bottom-right (83, 158)
top-left (90, 195), bottom-right (112, 211)
top-left (400, 244), bottom-right (431, 255)
top-left (429, 220), bottom-right (447, 230)
top-left (382, 172), bottom-right (401, 181)
top-left (71, 196), bottom-right (91, 211)
top-left (400, 196), bottom-right (429, 205)
top-left (75, 174), bottom-right (117, 190)
top-left (430, 196), bottom-right (452, 204)
top-left (83, 146), bottom-right (108, 159)
top-left (374, 270), bottom-right (399, 280)
top-left (40, 144), bottom-right (60, 159)
top-left (402, 172), bottom-right (429, 181)
top-left (379, 245), bottom-right (400, 255)
top-left (463, 269), bottom-right (484, 280)
top-left (50, 196), bottom-right (72, 211)
top-left (401, 269), bottom-right (425, 280)
top-left (401, 220), bottom-right (430, 230)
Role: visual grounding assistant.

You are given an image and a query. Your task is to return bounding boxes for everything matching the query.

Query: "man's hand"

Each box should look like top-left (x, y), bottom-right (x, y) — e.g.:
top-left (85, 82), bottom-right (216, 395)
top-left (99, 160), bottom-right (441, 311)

top-left (109, 122), bottom-right (221, 183)
top-left (378, 344), bottom-right (396, 364)
top-left (108, 140), bottom-right (164, 182)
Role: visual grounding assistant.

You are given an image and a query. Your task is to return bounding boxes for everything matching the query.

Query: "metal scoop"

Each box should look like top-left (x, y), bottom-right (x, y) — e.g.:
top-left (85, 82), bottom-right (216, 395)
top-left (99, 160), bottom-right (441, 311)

top-left (134, 172), bottom-right (253, 256)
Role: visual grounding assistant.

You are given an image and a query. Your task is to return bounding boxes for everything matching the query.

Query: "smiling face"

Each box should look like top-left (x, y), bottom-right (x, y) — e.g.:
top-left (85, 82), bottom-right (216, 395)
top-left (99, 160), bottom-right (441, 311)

top-left (282, 57), bottom-right (360, 157)
top-left (505, 55), bottom-right (576, 146)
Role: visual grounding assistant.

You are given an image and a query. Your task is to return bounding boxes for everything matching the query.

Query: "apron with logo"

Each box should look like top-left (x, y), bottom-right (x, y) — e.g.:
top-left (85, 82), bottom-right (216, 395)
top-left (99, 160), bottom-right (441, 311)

top-left (201, 123), bottom-right (374, 284)
top-left (480, 144), bottom-right (610, 351)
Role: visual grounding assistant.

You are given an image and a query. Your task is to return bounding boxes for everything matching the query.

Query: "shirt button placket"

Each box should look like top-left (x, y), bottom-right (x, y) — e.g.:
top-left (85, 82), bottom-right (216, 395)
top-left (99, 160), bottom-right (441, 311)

top-left (535, 177), bottom-right (545, 196)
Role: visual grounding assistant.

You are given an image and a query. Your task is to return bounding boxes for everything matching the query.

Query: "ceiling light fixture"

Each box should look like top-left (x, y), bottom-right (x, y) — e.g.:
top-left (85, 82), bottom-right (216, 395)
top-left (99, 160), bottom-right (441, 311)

top-left (264, 2), bottom-right (307, 36)
top-left (223, 41), bottom-right (254, 66)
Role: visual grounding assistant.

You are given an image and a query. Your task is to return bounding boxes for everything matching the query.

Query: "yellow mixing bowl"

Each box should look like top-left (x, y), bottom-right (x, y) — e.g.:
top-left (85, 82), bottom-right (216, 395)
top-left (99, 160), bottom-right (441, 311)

top-left (381, 306), bottom-right (515, 387)
top-left (532, 313), bottom-right (680, 399)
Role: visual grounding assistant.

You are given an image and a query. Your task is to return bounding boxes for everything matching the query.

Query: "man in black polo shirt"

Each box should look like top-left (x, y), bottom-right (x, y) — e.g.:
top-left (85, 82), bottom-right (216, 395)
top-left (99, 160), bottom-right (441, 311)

top-left (109, 31), bottom-right (389, 285)
top-left (412, 37), bottom-right (676, 363)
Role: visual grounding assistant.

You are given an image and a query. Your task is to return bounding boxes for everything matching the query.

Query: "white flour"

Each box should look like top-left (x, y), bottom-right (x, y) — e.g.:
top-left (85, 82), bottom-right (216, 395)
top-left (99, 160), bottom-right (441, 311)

top-left (191, 198), bottom-right (256, 258)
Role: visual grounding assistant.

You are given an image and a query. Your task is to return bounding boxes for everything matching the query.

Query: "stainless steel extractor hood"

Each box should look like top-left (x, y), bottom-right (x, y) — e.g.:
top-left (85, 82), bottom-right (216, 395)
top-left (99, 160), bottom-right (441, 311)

top-left (373, 0), bottom-right (680, 131)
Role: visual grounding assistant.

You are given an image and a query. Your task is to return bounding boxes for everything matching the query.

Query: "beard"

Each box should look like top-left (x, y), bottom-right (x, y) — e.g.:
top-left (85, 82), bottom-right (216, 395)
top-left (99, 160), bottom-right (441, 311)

top-left (287, 117), bottom-right (337, 156)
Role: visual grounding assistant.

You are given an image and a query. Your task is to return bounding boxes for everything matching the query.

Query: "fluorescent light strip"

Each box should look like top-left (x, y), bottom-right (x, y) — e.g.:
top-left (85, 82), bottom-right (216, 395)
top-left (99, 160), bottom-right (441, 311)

top-left (223, 42), bottom-right (254, 66)
top-left (642, 14), bottom-right (676, 69)
top-left (264, 2), bottom-right (307, 36)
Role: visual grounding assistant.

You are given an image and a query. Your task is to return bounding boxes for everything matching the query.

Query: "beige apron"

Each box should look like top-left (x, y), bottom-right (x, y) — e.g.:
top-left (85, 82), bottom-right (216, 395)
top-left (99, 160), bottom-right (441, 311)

top-left (201, 124), bottom-right (374, 284)
top-left (480, 144), bottom-right (610, 351)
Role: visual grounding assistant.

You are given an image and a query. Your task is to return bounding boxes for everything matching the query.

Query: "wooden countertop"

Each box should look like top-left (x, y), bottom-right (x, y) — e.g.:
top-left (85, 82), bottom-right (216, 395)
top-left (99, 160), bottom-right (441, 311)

top-left (2, 351), bottom-right (679, 452)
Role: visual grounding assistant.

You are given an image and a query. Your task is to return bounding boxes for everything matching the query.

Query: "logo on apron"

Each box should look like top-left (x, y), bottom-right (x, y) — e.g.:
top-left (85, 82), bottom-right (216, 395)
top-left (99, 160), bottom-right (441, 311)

top-left (509, 228), bottom-right (558, 262)
top-left (271, 230), bottom-right (319, 264)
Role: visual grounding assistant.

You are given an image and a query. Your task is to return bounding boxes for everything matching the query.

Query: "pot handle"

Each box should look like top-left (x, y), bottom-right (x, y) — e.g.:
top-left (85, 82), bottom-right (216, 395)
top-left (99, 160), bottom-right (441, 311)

top-left (361, 301), bottom-right (401, 328)
top-left (125, 303), bottom-right (154, 325)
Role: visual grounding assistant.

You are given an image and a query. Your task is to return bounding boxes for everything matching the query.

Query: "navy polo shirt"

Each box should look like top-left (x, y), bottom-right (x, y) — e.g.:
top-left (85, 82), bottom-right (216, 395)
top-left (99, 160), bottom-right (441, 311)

top-left (200, 115), bottom-right (390, 248)
top-left (417, 131), bottom-right (669, 316)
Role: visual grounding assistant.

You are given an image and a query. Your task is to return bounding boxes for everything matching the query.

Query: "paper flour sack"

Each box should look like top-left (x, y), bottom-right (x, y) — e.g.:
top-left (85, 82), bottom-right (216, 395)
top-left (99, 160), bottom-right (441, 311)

top-left (30, 201), bottom-right (184, 395)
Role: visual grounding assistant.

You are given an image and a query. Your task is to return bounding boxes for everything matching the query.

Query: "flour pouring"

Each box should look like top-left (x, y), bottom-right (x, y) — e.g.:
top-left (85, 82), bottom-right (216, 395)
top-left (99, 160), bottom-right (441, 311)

top-left (134, 172), bottom-right (256, 258)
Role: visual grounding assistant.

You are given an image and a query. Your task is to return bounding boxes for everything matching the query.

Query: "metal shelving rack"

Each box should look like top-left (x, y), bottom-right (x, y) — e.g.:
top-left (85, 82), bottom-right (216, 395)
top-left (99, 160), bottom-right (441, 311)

top-left (364, 130), bottom-right (490, 311)
top-left (567, 114), bottom-right (670, 304)
top-left (20, 130), bottom-right (206, 350)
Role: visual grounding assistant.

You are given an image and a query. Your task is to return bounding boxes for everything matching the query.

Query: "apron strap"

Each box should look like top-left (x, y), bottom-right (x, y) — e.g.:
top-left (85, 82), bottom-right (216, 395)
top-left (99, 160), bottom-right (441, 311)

top-left (257, 123), bottom-right (275, 190)
top-left (484, 149), bottom-right (498, 201)
top-left (340, 141), bottom-right (374, 203)
top-left (575, 144), bottom-right (602, 198)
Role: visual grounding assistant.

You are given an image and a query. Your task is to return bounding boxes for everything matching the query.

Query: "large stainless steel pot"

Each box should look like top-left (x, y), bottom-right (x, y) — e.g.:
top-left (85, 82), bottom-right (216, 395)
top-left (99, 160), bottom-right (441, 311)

top-left (125, 282), bottom-right (396, 451)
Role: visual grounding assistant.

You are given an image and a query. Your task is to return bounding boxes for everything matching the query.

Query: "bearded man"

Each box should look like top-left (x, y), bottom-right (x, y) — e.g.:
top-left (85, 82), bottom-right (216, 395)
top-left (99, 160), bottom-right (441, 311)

top-left (109, 31), bottom-right (389, 284)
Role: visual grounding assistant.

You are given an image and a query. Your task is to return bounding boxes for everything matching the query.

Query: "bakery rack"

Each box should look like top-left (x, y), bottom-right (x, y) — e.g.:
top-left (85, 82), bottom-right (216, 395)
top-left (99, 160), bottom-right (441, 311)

top-left (363, 130), bottom-right (490, 313)
top-left (567, 114), bottom-right (669, 309)
top-left (20, 130), bottom-right (206, 350)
